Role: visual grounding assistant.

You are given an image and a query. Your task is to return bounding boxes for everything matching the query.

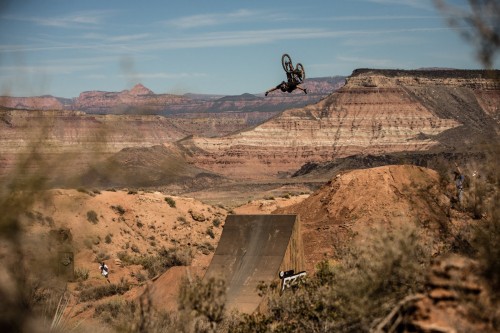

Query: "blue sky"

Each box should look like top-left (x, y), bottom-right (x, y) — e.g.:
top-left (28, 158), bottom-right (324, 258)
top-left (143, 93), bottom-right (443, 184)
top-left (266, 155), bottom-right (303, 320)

top-left (0, 0), bottom-right (495, 97)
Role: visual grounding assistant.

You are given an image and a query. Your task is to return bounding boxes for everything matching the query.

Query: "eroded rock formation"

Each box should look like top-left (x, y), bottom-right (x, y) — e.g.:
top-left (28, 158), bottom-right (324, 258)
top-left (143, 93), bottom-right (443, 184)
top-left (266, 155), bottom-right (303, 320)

top-left (178, 70), bottom-right (499, 179)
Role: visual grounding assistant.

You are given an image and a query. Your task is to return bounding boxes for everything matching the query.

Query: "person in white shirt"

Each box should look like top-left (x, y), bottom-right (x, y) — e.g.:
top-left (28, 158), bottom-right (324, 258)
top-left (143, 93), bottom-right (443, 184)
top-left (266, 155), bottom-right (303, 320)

top-left (100, 262), bottom-right (110, 283)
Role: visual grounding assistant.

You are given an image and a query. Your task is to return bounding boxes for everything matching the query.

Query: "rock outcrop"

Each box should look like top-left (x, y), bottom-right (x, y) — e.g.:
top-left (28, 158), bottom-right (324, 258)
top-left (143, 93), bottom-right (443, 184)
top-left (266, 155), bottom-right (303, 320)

top-left (74, 84), bottom-right (188, 114)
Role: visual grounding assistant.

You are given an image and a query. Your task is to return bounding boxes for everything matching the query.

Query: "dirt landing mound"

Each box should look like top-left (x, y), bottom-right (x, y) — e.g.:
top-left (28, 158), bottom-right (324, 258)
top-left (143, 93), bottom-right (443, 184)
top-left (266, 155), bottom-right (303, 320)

top-left (275, 165), bottom-right (451, 271)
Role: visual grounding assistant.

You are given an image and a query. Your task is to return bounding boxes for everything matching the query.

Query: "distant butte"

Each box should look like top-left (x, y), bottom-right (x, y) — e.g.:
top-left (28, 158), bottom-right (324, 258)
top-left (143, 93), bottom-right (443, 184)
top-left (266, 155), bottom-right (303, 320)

top-left (128, 83), bottom-right (154, 95)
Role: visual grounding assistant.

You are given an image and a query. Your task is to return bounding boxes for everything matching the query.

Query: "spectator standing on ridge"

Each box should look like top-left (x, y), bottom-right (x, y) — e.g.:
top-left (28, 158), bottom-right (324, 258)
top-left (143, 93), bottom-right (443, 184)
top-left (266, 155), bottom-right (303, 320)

top-left (453, 162), bottom-right (465, 204)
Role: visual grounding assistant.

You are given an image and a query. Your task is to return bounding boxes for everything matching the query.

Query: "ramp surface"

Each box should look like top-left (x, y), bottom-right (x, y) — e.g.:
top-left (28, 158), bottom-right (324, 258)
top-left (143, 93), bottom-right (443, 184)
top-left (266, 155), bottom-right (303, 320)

top-left (203, 214), bottom-right (303, 313)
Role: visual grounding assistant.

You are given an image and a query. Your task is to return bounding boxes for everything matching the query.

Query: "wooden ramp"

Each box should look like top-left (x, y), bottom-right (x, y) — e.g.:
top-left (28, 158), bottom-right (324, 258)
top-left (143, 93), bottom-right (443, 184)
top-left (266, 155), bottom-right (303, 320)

top-left (203, 214), bottom-right (304, 313)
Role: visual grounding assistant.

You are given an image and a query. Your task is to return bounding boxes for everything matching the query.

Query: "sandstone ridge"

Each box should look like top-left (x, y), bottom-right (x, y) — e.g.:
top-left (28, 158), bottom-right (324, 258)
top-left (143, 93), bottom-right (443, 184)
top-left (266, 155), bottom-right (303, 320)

top-left (177, 69), bottom-right (499, 179)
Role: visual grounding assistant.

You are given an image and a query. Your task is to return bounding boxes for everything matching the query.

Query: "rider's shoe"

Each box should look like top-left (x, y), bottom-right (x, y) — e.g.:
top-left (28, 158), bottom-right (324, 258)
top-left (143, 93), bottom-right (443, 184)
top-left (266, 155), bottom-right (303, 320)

top-left (265, 91), bottom-right (269, 96)
top-left (304, 88), bottom-right (308, 94)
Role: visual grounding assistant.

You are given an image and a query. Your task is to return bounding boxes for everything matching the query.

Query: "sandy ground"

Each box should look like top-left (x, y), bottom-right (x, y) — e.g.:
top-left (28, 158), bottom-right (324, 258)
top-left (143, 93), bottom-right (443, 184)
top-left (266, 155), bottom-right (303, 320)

top-left (17, 187), bottom-right (309, 324)
top-left (14, 164), bottom-right (484, 332)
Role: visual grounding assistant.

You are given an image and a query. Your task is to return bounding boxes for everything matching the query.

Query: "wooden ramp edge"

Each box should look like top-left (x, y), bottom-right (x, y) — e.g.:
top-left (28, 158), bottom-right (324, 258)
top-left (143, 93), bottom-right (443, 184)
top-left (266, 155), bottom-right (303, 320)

top-left (203, 214), bottom-right (304, 314)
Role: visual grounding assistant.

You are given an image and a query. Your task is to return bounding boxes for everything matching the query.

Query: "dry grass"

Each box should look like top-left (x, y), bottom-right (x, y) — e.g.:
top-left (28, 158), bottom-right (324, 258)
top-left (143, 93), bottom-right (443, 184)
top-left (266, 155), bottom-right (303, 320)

top-left (79, 279), bottom-right (130, 302)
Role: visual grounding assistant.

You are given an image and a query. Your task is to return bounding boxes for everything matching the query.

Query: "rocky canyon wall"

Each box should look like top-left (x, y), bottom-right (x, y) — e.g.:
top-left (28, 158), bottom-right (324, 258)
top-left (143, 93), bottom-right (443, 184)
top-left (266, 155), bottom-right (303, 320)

top-left (178, 70), bottom-right (499, 179)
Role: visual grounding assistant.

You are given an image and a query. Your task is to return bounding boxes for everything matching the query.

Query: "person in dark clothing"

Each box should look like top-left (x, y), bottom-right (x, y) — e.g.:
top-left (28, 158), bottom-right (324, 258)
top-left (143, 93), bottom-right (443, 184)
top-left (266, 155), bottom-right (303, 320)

top-left (265, 64), bottom-right (307, 96)
top-left (454, 162), bottom-right (465, 203)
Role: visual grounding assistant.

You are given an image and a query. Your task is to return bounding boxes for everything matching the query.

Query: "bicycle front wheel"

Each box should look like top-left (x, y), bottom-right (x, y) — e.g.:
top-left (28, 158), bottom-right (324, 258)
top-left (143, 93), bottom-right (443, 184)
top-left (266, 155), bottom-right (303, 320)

top-left (282, 54), bottom-right (293, 73)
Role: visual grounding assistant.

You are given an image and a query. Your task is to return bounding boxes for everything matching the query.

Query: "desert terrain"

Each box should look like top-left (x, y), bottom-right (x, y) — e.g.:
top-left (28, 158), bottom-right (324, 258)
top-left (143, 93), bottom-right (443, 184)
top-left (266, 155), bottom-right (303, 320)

top-left (0, 69), bottom-right (499, 332)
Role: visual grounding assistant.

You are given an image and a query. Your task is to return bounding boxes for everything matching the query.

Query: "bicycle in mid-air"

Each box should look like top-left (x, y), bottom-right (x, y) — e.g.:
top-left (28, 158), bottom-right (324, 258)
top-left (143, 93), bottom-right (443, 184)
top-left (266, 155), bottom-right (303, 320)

top-left (281, 53), bottom-right (306, 85)
top-left (265, 54), bottom-right (307, 96)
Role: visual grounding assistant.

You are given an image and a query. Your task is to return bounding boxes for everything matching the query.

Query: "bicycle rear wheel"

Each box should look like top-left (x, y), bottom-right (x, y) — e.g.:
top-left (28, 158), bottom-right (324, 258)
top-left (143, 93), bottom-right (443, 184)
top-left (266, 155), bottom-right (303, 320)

top-left (296, 63), bottom-right (305, 82)
top-left (282, 54), bottom-right (293, 73)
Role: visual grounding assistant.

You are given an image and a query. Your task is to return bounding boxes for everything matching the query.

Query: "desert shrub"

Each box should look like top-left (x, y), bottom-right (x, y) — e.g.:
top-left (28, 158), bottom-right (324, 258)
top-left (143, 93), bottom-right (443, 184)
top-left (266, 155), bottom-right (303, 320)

top-left (94, 300), bottom-right (127, 322)
top-left (86, 210), bottom-right (99, 224)
top-left (212, 218), bottom-right (221, 227)
top-left (74, 268), bottom-right (89, 281)
top-left (119, 247), bottom-right (192, 279)
top-left (206, 227), bottom-right (215, 239)
top-left (95, 252), bottom-right (110, 263)
top-left (79, 279), bottom-right (130, 302)
top-left (111, 205), bottom-right (126, 215)
top-left (472, 172), bottom-right (500, 295)
top-left (117, 251), bottom-right (133, 264)
top-left (101, 289), bottom-right (179, 333)
top-left (165, 196), bottom-right (176, 208)
top-left (144, 247), bottom-right (192, 278)
top-left (177, 216), bottom-right (187, 225)
top-left (197, 242), bottom-right (215, 255)
top-left (134, 271), bottom-right (147, 283)
top-left (105, 234), bottom-right (112, 244)
top-left (127, 190), bottom-right (137, 195)
top-left (92, 189), bottom-right (101, 194)
top-left (44, 216), bottom-right (54, 226)
top-left (95, 299), bottom-right (172, 331)
top-left (178, 276), bottom-right (226, 333)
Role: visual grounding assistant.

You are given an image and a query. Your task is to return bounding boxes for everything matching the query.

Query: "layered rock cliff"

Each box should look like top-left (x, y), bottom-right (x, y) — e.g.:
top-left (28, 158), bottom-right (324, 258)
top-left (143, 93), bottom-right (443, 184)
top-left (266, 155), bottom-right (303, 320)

top-left (0, 79), bottom-right (345, 138)
top-left (0, 95), bottom-right (64, 110)
top-left (177, 69), bottom-right (499, 179)
top-left (0, 110), bottom-right (189, 154)
top-left (0, 109), bottom-right (190, 184)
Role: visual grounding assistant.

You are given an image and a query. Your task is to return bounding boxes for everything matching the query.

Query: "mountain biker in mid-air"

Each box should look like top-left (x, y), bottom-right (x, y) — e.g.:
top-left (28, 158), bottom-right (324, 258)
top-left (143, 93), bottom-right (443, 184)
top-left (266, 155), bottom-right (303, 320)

top-left (265, 54), bottom-right (307, 96)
